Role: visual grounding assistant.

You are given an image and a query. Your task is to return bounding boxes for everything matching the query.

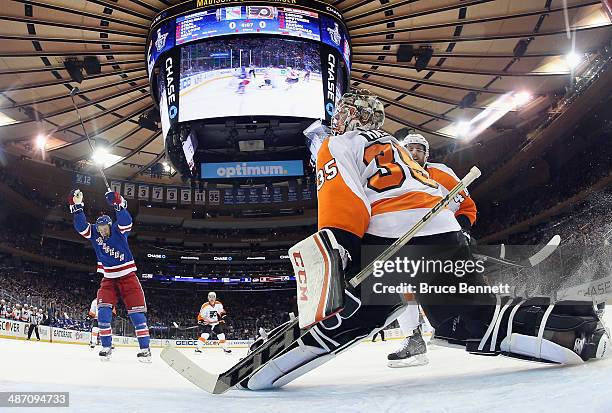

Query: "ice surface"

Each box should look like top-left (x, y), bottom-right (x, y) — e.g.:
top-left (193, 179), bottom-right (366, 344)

top-left (2, 319), bottom-right (612, 413)
top-left (179, 76), bottom-right (324, 121)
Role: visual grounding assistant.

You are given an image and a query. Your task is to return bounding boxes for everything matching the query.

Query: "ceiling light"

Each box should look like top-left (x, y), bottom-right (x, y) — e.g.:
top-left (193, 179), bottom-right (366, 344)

top-left (512, 91), bottom-right (532, 107)
top-left (455, 121), bottom-right (471, 138)
top-left (35, 134), bottom-right (47, 150)
top-left (565, 52), bottom-right (583, 69)
top-left (162, 162), bottom-right (171, 172)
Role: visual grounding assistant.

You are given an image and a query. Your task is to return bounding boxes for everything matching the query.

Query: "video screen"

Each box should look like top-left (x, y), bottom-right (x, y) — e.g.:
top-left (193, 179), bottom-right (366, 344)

top-left (179, 37), bottom-right (324, 121)
top-left (176, 6), bottom-right (321, 45)
top-left (320, 14), bottom-right (350, 68)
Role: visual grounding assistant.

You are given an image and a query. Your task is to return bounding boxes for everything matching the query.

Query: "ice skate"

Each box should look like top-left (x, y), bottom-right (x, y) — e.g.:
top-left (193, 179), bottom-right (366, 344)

top-left (137, 348), bottom-right (152, 363)
top-left (387, 329), bottom-right (429, 368)
top-left (99, 347), bottom-right (112, 361)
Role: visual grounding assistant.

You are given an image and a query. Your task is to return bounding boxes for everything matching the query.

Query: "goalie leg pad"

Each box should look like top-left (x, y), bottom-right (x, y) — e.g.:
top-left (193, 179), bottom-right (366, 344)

top-left (241, 292), bottom-right (405, 390)
top-left (289, 229), bottom-right (348, 328)
top-left (464, 297), bottom-right (611, 363)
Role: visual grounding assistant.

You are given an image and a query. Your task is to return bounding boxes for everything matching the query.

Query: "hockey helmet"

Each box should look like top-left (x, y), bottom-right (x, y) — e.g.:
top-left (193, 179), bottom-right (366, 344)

top-left (331, 89), bottom-right (385, 135)
top-left (208, 292), bottom-right (216, 301)
top-left (96, 215), bottom-right (112, 227)
top-left (398, 129), bottom-right (430, 162)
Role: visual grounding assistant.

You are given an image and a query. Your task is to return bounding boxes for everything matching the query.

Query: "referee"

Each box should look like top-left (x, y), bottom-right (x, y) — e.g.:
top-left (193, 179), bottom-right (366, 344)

top-left (27, 308), bottom-right (43, 341)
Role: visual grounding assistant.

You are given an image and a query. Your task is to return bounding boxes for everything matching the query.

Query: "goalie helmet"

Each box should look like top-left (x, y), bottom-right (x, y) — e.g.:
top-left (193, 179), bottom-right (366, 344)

top-left (208, 292), bottom-right (216, 301)
top-left (399, 130), bottom-right (429, 162)
top-left (331, 89), bottom-right (385, 135)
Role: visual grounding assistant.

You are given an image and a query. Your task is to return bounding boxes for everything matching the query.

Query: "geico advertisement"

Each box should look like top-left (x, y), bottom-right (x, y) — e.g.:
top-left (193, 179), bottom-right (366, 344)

top-left (167, 339), bottom-right (253, 347)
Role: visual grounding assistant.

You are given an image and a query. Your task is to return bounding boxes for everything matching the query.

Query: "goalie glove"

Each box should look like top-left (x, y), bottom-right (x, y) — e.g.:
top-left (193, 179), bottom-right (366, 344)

top-left (105, 191), bottom-right (127, 211)
top-left (68, 189), bottom-right (84, 214)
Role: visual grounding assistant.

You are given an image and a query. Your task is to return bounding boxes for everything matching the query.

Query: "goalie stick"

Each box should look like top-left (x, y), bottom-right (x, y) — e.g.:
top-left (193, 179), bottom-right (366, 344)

top-left (472, 235), bottom-right (561, 269)
top-left (161, 166), bottom-right (482, 394)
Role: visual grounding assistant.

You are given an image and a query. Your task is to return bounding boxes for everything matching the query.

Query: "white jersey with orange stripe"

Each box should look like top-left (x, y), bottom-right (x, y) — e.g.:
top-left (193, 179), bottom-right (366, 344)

top-left (316, 129), bottom-right (460, 239)
top-left (426, 162), bottom-right (477, 226)
top-left (198, 301), bottom-right (225, 326)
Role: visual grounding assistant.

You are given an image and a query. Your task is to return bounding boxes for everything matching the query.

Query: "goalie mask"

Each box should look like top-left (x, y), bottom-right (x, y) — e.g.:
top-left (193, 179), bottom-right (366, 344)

top-left (331, 89), bottom-right (385, 135)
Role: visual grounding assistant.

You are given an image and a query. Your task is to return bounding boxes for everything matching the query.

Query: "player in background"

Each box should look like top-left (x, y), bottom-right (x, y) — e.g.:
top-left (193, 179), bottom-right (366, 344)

top-left (284, 67), bottom-right (299, 90)
top-left (386, 130), bottom-right (479, 367)
top-left (237, 89), bottom-right (610, 391)
top-left (88, 298), bottom-right (117, 348)
top-left (303, 68), bottom-right (311, 83)
top-left (258, 69), bottom-right (273, 90)
top-left (21, 304), bottom-right (31, 323)
top-left (195, 292), bottom-right (231, 354)
top-left (1, 301), bottom-right (12, 319)
top-left (236, 67), bottom-right (250, 94)
top-left (69, 189), bottom-right (151, 362)
top-left (12, 303), bottom-right (21, 321)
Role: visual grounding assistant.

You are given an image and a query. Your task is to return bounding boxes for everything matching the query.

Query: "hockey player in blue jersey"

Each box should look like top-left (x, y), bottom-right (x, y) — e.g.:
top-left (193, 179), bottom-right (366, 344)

top-left (69, 189), bottom-right (151, 362)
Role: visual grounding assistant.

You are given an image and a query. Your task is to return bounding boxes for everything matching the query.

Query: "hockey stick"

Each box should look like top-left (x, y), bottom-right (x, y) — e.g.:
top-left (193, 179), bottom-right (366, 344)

top-left (472, 235), bottom-right (561, 269)
top-left (172, 322), bottom-right (200, 330)
top-left (161, 166), bottom-right (482, 394)
top-left (68, 87), bottom-right (111, 191)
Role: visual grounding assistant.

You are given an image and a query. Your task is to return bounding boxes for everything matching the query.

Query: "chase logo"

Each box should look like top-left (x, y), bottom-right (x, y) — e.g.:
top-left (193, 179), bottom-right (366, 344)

top-left (326, 103), bottom-right (335, 116)
top-left (169, 105), bottom-right (177, 119)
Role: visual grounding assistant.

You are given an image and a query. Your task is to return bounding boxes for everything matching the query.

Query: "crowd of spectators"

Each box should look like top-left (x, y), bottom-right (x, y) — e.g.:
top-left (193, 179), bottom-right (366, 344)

top-left (0, 258), bottom-right (296, 339)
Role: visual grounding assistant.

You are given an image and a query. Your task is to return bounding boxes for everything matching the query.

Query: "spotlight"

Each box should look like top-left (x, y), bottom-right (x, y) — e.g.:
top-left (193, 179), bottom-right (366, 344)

top-left (138, 112), bottom-right (158, 131)
top-left (83, 56), bottom-right (101, 75)
top-left (35, 134), bottom-right (47, 150)
top-left (397, 45), bottom-right (415, 62)
top-left (92, 147), bottom-right (109, 164)
top-left (565, 52), bottom-right (583, 69)
top-left (459, 92), bottom-right (477, 108)
top-left (162, 162), bottom-right (171, 172)
top-left (513, 39), bottom-right (529, 58)
top-left (414, 46), bottom-right (433, 72)
top-left (64, 58), bottom-right (84, 83)
top-left (455, 121), bottom-right (471, 138)
top-left (512, 91), bottom-right (532, 106)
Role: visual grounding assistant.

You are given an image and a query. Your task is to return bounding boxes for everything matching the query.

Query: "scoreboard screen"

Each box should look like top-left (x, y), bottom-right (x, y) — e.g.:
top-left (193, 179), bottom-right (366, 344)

top-left (176, 6), bottom-right (321, 44)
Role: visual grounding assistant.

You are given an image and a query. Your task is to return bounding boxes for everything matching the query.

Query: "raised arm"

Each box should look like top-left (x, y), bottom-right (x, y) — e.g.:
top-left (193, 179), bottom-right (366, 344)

top-left (69, 189), bottom-right (92, 239)
top-left (105, 191), bottom-right (132, 235)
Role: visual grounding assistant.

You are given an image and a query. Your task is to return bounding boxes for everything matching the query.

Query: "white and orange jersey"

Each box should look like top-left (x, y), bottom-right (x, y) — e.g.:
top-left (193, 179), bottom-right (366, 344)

top-left (88, 299), bottom-right (116, 319)
top-left (316, 129), bottom-right (460, 239)
top-left (89, 299), bottom-right (97, 319)
top-left (198, 301), bottom-right (225, 325)
top-left (426, 162), bottom-right (477, 226)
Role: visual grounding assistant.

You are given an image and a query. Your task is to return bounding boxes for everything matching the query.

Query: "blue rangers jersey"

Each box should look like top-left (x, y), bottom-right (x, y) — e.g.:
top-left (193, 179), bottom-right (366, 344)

top-left (73, 209), bottom-right (136, 278)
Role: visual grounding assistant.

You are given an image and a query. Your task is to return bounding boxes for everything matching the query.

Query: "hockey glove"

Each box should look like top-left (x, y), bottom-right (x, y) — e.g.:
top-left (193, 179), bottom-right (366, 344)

top-left (105, 191), bottom-right (127, 211)
top-left (68, 189), bottom-right (84, 214)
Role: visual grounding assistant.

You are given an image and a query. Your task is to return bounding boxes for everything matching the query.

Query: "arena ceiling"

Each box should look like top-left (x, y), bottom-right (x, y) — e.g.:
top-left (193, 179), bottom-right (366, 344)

top-left (0, 0), bottom-right (610, 184)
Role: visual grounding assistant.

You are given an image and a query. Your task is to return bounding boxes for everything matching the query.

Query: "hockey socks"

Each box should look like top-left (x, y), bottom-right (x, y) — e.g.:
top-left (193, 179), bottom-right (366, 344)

top-left (129, 312), bottom-right (150, 349)
top-left (97, 305), bottom-right (113, 348)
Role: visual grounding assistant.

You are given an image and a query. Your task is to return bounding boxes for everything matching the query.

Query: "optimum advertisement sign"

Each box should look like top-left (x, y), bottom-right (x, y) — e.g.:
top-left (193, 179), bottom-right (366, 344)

top-left (201, 161), bottom-right (304, 179)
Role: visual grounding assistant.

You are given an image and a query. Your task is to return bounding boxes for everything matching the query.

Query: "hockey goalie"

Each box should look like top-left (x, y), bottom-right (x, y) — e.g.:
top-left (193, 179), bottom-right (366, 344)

top-left (237, 89), bottom-right (611, 391)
